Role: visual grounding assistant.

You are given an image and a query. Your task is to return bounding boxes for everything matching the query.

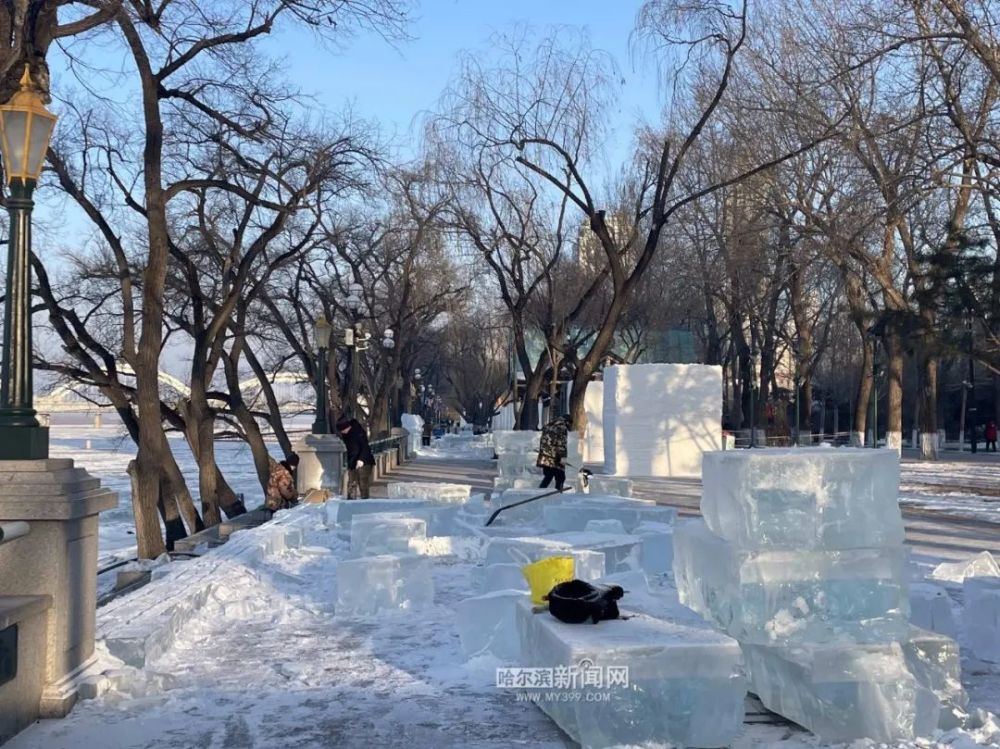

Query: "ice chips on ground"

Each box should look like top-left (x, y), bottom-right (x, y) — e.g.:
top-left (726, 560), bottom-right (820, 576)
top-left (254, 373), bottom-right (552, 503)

top-left (386, 481), bottom-right (472, 504)
top-left (514, 598), bottom-right (747, 749)
top-left (930, 551), bottom-right (1000, 584)
top-left (349, 514), bottom-right (426, 556)
top-left (742, 638), bottom-right (940, 742)
top-left (700, 448), bottom-right (904, 550)
top-left (908, 582), bottom-right (958, 638)
top-left (454, 589), bottom-right (526, 661)
top-left (486, 532), bottom-right (639, 575)
top-left (674, 519), bottom-right (909, 644)
top-left (335, 554), bottom-right (434, 615)
top-left (964, 575), bottom-right (1000, 663)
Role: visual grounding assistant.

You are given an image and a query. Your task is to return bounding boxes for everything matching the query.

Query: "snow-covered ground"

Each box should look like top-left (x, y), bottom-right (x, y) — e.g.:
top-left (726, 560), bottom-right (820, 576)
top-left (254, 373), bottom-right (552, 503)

top-left (8, 500), bottom-right (1000, 749)
top-left (900, 459), bottom-right (1000, 525)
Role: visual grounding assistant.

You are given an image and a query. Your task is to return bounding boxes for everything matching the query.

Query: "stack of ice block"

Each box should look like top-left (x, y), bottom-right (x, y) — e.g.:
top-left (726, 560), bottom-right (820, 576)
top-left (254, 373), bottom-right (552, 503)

top-left (675, 448), bottom-right (964, 741)
top-left (350, 513), bottom-right (427, 556)
top-left (493, 430), bottom-right (542, 491)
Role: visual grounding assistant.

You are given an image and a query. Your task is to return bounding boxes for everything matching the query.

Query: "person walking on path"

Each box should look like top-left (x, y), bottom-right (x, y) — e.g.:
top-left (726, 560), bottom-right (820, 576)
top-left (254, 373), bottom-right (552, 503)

top-left (537, 414), bottom-right (570, 492)
top-left (265, 453), bottom-right (299, 512)
top-left (337, 417), bottom-right (377, 498)
top-left (986, 420), bottom-right (998, 452)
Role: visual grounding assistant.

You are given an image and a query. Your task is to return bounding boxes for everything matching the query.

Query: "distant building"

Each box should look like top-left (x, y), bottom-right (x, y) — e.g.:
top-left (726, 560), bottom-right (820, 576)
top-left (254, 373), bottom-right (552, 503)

top-left (575, 214), bottom-right (637, 273)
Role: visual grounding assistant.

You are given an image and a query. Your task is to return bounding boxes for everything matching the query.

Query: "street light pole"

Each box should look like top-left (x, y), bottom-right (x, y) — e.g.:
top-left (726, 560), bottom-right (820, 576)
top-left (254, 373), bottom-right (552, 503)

top-left (382, 327), bottom-right (395, 433)
top-left (793, 343), bottom-right (801, 447)
top-left (311, 316), bottom-right (332, 434)
top-left (0, 67), bottom-right (58, 460)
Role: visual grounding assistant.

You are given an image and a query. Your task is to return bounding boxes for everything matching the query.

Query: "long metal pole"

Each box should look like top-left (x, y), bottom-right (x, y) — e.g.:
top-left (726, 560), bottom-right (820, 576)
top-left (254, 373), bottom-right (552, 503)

top-left (969, 317), bottom-right (977, 453)
top-left (311, 347), bottom-right (329, 434)
top-left (0, 178), bottom-right (47, 459)
top-left (749, 340), bottom-right (756, 448)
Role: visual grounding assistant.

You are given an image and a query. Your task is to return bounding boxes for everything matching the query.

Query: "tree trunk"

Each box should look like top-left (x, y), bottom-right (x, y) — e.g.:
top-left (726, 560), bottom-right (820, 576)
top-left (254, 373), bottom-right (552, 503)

top-left (223, 349), bottom-right (272, 491)
top-left (853, 340), bottom-right (873, 446)
top-left (917, 340), bottom-right (939, 460)
top-left (885, 329), bottom-right (905, 452)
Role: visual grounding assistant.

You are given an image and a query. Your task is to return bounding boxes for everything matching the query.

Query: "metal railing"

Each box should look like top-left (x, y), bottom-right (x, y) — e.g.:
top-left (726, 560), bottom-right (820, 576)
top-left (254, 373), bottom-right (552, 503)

top-left (370, 435), bottom-right (403, 454)
top-left (0, 522), bottom-right (29, 546)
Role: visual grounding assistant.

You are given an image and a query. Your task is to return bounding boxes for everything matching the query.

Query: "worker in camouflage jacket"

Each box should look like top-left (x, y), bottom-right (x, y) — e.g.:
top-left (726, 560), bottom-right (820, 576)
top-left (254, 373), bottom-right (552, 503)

top-left (537, 414), bottom-right (570, 491)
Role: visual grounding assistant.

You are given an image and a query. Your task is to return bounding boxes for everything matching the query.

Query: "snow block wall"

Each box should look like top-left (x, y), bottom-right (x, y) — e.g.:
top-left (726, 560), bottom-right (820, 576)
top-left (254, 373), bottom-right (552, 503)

top-left (583, 380), bottom-right (604, 465)
top-left (603, 364), bottom-right (722, 477)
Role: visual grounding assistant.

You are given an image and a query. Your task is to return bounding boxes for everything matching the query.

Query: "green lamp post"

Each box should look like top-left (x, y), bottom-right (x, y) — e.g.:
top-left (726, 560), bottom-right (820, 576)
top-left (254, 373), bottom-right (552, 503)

top-left (0, 66), bottom-right (57, 459)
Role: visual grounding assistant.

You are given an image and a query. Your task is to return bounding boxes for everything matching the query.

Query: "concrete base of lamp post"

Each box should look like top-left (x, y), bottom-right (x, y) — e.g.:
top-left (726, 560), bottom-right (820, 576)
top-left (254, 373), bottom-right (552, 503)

top-left (0, 458), bottom-right (117, 722)
top-left (294, 433), bottom-right (346, 495)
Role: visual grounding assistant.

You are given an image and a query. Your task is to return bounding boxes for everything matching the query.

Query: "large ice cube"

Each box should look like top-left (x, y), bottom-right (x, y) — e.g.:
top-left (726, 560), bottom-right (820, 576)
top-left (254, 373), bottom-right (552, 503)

top-left (902, 627), bottom-right (967, 729)
top-left (494, 430), bottom-right (541, 453)
top-left (908, 582), bottom-right (957, 638)
top-left (497, 452), bottom-right (540, 478)
top-left (455, 589), bottom-right (526, 660)
top-left (335, 554), bottom-right (434, 615)
top-left (483, 538), bottom-right (607, 581)
top-left (635, 521), bottom-right (674, 576)
top-left (586, 476), bottom-right (633, 496)
top-left (331, 498), bottom-right (459, 536)
top-left (514, 598), bottom-right (746, 748)
top-left (674, 520), bottom-right (909, 643)
top-left (585, 519), bottom-right (627, 535)
top-left (488, 489), bottom-right (568, 526)
top-left (486, 533), bottom-right (639, 575)
top-left (350, 514), bottom-right (426, 556)
top-left (386, 481), bottom-right (472, 504)
top-left (930, 551), bottom-right (1000, 583)
top-left (964, 575), bottom-right (1000, 663)
top-left (742, 639), bottom-right (940, 742)
top-left (476, 563), bottom-right (529, 593)
top-left (542, 499), bottom-right (675, 534)
top-left (700, 449), bottom-right (904, 549)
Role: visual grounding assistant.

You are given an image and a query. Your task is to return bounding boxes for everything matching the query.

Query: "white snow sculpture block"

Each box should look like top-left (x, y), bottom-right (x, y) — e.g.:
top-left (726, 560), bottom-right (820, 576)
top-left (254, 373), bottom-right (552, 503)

top-left (477, 563), bottom-right (530, 593)
top-left (583, 380), bottom-right (604, 464)
top-left (350, 513), bottom-right (427, 556)
top-left (455, 589), bottom-right (526, 660)
top-left (514, 598), bottom-right (746, 748)
top-left (908, 583), bottom-right (957, 638)
top-left (635, 521), bottom-right (674, 576)
top-left (386, 482), bottom-right (472, 504)
top-left (584, 519), bottom-right (627, 535)
top-left (586, 475), bottom-right (632, 496)
top-left (742, 639), bottom-right (940, 742)
top-left (964, 575), bottom-right (1000, 663)
top-left (700, 449), bottom-right (904, 549)
top-left (400, 413), bottom-right (424, 453)
top-left (930, 551), bottom-right (1000, 584)
top-left (486, 532), bottom-right (639, 575)
top-left (603, 363), bottom-right (722, 478)
top-left (673, 519), bottom-right (909, 644)
top-left (335, 554), bottom-right (433, 615)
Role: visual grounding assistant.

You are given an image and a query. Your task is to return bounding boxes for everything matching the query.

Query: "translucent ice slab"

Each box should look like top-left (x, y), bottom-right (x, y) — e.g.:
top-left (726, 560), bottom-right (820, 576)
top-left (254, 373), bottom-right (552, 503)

top-left (585, 519), bottom-right (627, 535)
top-left (902, 626), bottom-right (967, 729)
top-left (386, 481), bottom-right (472, 504)
top-left (335, 554), bottom-right (434, 615)
top-left (455, 589), bottom-right (526, 660)
top-left (514, 598), bottom-right (746, 748)
top-left (674, 520), bottom-right (909, 643)
top-left (476, 563), bottom-right (529, 593)
top-left (964, 575), bottom-right (1000, 663)
top-left (930, 551), bottom-right (1000, 583)
top-left (908, 582), bottom-right (957, 638)
top-left (635, 521), bottom-right (674, 576)
top-left (542, 499), bottom-right (675, 534)
top-left (700, 448), bottom-right (904, 549)
top-left (330, 499), bottom-right (459, 536)
top-left (350, 513), bottom-right (426, 556)
top-left (486, 532), bottom-right (638, 575)
top-left (743, 638), bottom-right (940, 742)
top-left (494, 430), bottom-right (540, 453)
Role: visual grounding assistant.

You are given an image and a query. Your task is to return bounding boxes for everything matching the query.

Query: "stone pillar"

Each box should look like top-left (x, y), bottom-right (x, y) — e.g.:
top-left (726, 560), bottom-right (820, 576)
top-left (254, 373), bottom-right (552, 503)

top-left (294, 433), bottom-right (346, 495)
top-left (0, 458), bottom-right (117, 717)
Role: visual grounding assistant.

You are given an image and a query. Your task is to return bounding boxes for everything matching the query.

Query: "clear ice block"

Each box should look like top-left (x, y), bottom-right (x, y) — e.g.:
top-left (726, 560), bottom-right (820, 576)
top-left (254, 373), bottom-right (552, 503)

top-left (331, 498), bottom-right (459, 536)
top-left (584, 519), bottom-right (627, 535)
top-left (386, 481), bottom-right (472, 504)
top-left (902, 626), bottom-right (967, 728)
top-left (674, 520), bottom-right (909, 643)
top-left (483, 538), bottom-right (607, 580)
top-left (930, 551), bottom-right (1000, 583)
top-left (700, 448), bottom-right (904, 549)
top-left (455, 589), bottom-right (526, 660)
top-left (541, 497), bottom-right (675, 534)
top-left (486, 533), bottom-right (638, 575)
top-left (964, 575), bottom-right (1000, 663)
top-left (350, 513), bottom-right (426, 556)
top-left (494, 430), bottom-right (541, 453)
top-left (585, 476), bottom-right (633, 497)
top-left (635, 521), bottom-right (674, 576)
top-left (908, 582), bottom-right (957, 638)
top-left (335, 554), bottom-right (434, 615)
top-left (514, 598), bottom-right (746, 748)
top-left (742, 638), bottom-right (940, 742)
top-left (476, 563), bottom-right (529, 593)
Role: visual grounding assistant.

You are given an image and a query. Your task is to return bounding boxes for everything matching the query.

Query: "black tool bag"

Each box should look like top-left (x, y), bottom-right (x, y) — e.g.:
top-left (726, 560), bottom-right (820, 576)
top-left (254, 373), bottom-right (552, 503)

top-left (544, 580), bottom-right (624, 624)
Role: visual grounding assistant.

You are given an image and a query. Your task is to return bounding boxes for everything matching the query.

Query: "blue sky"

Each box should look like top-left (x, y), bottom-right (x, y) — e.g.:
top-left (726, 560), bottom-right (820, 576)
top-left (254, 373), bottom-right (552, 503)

top-left (262, 0), bottom-right (662, 160)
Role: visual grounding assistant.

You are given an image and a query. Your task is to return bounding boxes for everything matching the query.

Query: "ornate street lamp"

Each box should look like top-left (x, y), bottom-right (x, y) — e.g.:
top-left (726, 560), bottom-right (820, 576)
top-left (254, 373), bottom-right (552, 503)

top-left (0, 66), bottom-right (58, 459)
top-left (312, 315), bottom-right (332, 434)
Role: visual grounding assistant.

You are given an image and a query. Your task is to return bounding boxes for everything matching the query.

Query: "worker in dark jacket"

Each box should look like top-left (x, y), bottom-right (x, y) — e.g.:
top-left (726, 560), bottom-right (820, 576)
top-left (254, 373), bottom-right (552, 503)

top-left (537, 414), bottom-right (570, 491)
top-left (336, 417), bottom-right (376, 499)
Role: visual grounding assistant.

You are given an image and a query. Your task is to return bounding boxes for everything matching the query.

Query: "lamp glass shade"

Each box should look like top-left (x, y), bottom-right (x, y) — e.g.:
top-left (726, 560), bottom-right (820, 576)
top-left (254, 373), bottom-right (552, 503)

top-left (0, 68), bottom-right (57, 183)
top-left (346, 294), bottom-right (361, 311)
top-left (313, 316), bottom-right (332, 349)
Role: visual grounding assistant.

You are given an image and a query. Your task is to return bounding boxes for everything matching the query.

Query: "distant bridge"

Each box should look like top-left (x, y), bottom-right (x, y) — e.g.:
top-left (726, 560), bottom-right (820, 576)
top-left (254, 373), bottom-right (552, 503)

top-left (36, 371), bottom-right (315, 421)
